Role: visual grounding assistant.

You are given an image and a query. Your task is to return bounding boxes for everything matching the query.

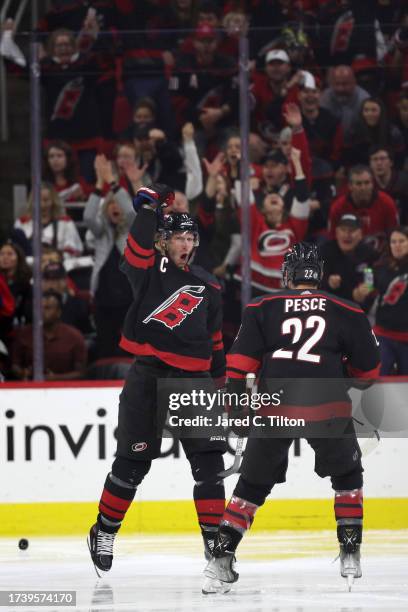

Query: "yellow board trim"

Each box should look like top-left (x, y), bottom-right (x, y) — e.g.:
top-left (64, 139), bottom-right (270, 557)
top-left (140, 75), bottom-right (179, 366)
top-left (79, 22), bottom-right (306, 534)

top-left (1, 498), bottom-right (407, 536)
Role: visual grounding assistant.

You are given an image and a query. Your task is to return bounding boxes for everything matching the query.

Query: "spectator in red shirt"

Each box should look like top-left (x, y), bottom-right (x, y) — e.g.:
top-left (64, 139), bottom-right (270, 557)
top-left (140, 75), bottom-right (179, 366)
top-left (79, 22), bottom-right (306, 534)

top-left (11, 290), bottom-right (87, 381)
top-left (235, 147), bottom-right (310, 294)
top-left (329, 165), bottom-right (399, 251)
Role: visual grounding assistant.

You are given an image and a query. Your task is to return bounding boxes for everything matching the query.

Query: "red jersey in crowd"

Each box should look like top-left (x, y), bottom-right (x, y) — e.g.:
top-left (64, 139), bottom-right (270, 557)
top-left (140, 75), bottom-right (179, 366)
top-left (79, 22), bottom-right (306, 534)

top-left (329, 191), bottom-right (399, 249)
top-left (235, 185), bottom-right (310, 293)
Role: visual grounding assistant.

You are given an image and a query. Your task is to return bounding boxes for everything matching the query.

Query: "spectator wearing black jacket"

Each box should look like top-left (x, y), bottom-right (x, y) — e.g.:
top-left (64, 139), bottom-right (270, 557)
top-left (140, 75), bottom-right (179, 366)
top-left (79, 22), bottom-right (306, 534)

top-left (321, 213), bottom-right (379, 306)
top-left (369, 146), bottom-right (408, 225)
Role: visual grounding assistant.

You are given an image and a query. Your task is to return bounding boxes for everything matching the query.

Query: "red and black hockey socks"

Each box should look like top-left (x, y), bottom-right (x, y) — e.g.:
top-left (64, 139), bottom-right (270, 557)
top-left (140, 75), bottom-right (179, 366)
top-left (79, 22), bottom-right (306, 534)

top-left (98, 473), bottom-right (137, 534)
top-left (213, 495), bottom-right (259, 553)
top-left (334, 488), bottom-right (363, 523)
top-left (334, 488), bottom-right (363, 549)
top-left (191, 452), bottom-right (226, 535)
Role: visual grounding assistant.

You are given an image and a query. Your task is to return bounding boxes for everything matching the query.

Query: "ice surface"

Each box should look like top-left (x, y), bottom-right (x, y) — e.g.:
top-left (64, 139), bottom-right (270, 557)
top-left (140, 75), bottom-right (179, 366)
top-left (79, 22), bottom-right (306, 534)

top-left (1, 531), bottom-right (407, 611)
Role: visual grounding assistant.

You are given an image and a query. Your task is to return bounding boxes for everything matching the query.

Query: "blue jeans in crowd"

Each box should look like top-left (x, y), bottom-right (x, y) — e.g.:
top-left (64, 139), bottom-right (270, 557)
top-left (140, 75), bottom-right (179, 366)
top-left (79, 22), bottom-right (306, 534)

top-left (379, 335), bottom-right (408, 375)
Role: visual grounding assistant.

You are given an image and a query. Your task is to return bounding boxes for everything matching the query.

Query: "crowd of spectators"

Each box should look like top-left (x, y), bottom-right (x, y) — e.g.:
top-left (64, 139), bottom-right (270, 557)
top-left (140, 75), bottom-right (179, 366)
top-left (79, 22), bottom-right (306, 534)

top-left (1, 0), bottom-right (408, 380)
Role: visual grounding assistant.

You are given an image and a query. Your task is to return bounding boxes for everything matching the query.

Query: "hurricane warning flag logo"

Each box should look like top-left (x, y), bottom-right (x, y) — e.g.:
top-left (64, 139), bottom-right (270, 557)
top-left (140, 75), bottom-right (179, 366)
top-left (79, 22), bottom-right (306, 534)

top-left (143, 285), bottom-right (205, 329)
top-left (382, 274), bottom-right (408, 306)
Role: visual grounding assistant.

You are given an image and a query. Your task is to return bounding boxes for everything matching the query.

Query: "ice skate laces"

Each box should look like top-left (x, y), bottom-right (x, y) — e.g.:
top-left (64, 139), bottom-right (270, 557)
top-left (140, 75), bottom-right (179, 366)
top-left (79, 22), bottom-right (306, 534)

top-left (96, 530), bottom-right (116, 556)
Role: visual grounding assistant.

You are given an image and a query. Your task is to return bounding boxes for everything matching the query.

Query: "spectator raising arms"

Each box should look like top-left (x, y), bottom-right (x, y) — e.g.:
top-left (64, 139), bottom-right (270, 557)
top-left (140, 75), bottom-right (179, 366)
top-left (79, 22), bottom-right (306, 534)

top-left (373, 227), bottom-right (408, 375)
top-left (235, 148), bottom-right (310, 295)
top-left (41, 29), bottom-right (103, 182)
top-left (83, 155), bottom-right (135, 359)
top-left (13, 183), bottom-right (83, 258)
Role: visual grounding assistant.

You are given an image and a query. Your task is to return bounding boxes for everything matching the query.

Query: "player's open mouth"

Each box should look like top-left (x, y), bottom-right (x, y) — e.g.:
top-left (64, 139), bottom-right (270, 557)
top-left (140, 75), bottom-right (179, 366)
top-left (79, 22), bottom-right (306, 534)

top-left (180, 253), bottom-right (188, 261)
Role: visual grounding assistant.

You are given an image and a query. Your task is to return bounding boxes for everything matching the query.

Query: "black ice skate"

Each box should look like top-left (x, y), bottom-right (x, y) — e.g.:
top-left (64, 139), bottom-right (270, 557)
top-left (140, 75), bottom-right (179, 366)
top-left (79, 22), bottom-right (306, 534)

top-left (87, 523), bottom-right (117, 578)
top-left (202, 526), bottom-right (218, 560)
top-left (202, 531), bottom-right (239, 594)
top-left (337, 524), bottom-right (362, 591)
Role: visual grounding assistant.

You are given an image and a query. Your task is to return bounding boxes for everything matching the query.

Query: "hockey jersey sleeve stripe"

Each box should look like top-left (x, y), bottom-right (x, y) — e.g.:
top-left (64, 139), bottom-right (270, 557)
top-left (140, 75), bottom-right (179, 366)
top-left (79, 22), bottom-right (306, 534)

top-left (119, 336), bottom-right (211, 371)
top-left (127, 233), bottom-right (155, 257)
top-left (347, 363), bottom-right (380, 379)
top-left (227, 353), bottom-right (261, 373)
top-left (124, 246), bottom-right (155, 269)
top-left (212, 330), bottom-right (224, 351)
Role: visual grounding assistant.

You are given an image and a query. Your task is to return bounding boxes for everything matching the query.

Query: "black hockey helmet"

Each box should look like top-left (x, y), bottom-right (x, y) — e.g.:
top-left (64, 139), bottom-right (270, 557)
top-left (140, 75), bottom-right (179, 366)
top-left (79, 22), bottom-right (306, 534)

top-left (282, 242), bottom-right (324, 288)
top-left (158, 213), bottom-right (200, 247)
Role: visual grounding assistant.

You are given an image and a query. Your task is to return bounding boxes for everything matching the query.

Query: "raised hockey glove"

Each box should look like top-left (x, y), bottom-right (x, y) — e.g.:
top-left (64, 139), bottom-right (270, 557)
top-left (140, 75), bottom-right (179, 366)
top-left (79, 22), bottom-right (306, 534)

top-left (132, 184), bottom-right (175, 213)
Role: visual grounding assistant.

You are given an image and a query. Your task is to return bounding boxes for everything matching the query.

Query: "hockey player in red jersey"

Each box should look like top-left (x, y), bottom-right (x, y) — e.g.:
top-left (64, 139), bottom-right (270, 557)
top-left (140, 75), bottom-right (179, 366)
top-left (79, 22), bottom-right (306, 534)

top-left (88, 184), bottom-right (227, 575)
top-left (202, 242), bottom-right (381, 594)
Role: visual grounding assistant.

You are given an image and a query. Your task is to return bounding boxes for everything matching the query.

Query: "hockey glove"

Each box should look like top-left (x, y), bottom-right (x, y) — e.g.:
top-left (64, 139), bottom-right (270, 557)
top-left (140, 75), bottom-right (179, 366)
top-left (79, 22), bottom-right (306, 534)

top-left (132, 184), bottom-right (175, 213)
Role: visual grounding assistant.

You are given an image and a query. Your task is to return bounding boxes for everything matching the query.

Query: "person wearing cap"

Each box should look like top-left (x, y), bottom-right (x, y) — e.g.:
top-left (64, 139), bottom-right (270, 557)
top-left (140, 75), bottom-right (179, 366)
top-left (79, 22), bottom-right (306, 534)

top-left (329, 165), bottom-right (399, 252)
top-left (254, 149), bottom-right (292, 210)
top-left (42, 262), bottom-right (92, 335)
top-left (321, 214), bottom-right (378, 305)
top-left (299, 75), bottom-right (344, 167)
top-left (170, 22), bottom-right (237, 136)
top-left (252, 48), bottom-right (300, 134)
top-left (235, 147), bottom-right (310, 294)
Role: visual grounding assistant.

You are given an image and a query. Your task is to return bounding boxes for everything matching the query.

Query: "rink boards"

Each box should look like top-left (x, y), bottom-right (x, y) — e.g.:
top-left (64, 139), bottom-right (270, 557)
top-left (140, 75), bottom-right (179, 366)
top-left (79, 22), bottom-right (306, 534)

top-left (0, 382), bottom-right (407, 535)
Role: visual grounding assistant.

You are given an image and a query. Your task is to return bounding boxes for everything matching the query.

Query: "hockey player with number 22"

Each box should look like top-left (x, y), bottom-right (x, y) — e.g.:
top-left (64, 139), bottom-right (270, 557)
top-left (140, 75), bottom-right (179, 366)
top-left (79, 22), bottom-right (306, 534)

top-left (203, 242), bottom-right (381, 594)
top-left (88, 184), bottom-right (227, 576)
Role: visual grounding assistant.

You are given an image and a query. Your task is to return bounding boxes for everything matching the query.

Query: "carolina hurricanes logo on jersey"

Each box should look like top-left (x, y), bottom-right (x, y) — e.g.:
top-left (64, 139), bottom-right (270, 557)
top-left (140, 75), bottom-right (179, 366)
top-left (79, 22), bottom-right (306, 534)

top-left (258, 229), bottom-right (293, 256)
top-left (52, 77), bottom-right (84, 121)
top-left (382, 274), bottom-right (408, 306)
top-left (143, 285), bottom-right (205, 329)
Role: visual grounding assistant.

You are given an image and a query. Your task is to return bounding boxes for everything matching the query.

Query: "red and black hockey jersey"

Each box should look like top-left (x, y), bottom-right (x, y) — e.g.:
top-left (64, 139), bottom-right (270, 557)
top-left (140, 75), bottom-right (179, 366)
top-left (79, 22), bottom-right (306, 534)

top-left (374, 261), bottom-right (408, 342)
top-left (227, 289), bottom-right (380, 420)
top-left (119, 208), bottom-right (225, 377)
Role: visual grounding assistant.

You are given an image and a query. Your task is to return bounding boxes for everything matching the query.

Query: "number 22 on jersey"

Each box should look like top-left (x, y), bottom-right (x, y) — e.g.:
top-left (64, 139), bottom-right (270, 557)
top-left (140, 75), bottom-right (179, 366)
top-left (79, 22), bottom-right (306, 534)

top-left (271, 315), bottom-right (326, 363)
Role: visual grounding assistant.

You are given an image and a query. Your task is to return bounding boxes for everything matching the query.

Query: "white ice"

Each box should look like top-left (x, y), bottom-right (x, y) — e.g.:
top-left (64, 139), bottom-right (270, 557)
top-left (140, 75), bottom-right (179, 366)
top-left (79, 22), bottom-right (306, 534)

top-left (1, 531), bottom-right (407, 611)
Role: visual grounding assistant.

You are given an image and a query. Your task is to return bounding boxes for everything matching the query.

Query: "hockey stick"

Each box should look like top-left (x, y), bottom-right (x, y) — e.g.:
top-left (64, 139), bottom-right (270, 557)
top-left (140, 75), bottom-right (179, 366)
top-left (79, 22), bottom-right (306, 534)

top-left (218, 373), bottom-right (256, 478)
top-left (360, 428), bottom-right (380, 457)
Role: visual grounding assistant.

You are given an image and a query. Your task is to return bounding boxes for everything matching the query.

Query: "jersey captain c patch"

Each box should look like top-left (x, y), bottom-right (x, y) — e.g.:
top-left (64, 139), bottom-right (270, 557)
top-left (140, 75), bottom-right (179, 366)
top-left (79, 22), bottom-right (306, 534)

top-left (143, 285), bottom-right (205, 329)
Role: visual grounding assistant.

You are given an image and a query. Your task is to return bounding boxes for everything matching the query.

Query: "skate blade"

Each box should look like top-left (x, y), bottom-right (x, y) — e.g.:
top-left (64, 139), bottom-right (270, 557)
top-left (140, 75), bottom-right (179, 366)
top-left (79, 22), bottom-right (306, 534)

top-left (347, 574), bottom-right (354, 591)
top-left (202, 577), bottom-right (232, 595)
top-left (87, 536), bottom-right (107, 579)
